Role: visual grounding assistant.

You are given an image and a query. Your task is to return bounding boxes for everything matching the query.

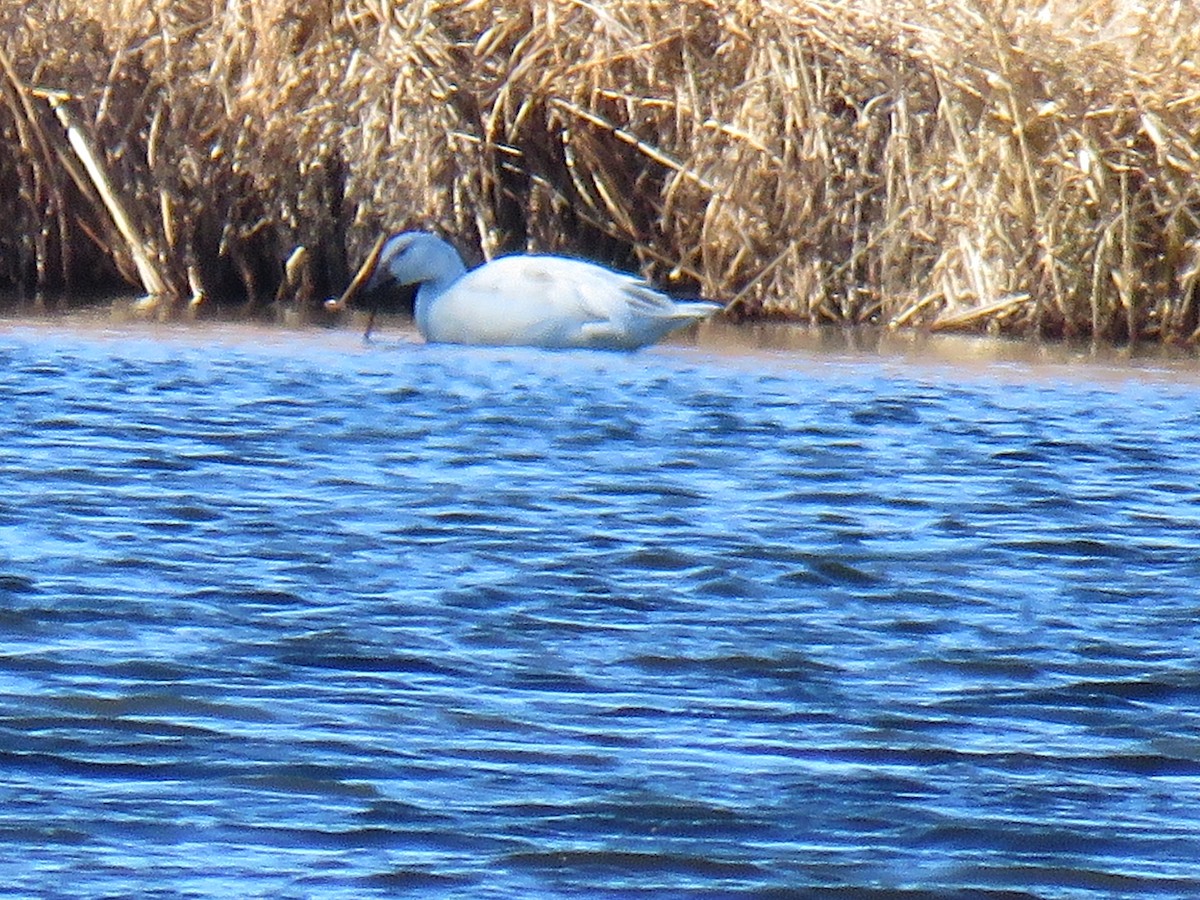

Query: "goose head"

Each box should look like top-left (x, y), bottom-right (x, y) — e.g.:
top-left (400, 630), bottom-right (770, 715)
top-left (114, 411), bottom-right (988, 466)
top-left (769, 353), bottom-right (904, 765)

top-left (360, 232), bottom-right (468, 309)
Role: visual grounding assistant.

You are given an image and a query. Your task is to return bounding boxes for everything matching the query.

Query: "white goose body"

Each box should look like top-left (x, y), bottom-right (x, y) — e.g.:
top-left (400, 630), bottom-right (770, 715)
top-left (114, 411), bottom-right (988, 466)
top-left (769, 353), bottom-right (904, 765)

top-left (361, 232), bottom-right (721, 351)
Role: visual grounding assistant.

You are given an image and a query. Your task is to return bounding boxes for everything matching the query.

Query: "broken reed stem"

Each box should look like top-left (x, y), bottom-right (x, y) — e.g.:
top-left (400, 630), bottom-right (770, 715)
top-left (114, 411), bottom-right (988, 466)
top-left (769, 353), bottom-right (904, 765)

top-left (34, 88), bottom-right (170, 301)
top-left (327, 232), bottom-right (387, 312)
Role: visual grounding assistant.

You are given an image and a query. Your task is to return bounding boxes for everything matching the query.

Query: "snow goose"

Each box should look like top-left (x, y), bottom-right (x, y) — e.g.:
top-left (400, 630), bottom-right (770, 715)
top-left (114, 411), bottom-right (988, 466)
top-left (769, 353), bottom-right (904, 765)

top-left (352, 231), bottom-right (721, 350)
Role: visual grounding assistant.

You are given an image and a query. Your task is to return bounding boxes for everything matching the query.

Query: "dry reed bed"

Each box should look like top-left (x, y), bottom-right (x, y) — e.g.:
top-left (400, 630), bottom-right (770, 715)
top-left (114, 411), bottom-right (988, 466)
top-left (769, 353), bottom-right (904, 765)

top-left (2, 0), bottom-right (1199, 341)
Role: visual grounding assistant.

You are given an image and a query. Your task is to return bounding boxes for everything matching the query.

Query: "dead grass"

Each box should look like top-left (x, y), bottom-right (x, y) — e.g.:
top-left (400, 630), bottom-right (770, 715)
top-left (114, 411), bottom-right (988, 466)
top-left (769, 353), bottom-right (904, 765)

top-left (2, 0), bottom-right (1199, 341)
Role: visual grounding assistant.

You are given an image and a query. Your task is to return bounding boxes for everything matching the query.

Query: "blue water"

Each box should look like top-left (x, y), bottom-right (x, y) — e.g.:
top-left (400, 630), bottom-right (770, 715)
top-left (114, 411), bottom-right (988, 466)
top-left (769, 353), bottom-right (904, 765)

top-left (2, 321), bottom-right (1200, 899)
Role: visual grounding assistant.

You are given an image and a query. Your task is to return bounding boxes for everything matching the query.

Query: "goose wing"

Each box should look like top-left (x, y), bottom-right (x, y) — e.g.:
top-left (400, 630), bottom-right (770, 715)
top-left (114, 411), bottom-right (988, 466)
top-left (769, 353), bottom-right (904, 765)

top-left (433, 255), bottom-right (715, 349)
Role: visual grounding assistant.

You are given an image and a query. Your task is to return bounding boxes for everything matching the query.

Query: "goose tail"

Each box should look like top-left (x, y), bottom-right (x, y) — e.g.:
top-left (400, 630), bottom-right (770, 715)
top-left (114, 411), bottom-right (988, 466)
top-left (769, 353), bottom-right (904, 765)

top-left (671, 299), bottom-right (724, 321)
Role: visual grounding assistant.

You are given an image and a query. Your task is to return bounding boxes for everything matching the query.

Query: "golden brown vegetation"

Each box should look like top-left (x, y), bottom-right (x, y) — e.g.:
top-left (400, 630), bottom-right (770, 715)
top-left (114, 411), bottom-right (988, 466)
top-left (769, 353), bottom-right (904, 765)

top-left (2, 0), bottom-right (1199, 341)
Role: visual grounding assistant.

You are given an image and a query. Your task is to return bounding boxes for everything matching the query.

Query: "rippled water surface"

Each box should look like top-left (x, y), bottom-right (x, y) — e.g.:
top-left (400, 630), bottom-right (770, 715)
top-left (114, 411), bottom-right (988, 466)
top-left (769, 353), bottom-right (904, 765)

top-left (3, 320), bottom-right (1200, 898)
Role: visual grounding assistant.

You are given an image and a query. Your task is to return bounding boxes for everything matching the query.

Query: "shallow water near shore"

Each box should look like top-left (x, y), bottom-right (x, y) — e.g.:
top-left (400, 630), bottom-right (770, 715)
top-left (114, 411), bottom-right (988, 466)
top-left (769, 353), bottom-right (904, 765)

top-left (3, 317), bottom-right (1200, 898)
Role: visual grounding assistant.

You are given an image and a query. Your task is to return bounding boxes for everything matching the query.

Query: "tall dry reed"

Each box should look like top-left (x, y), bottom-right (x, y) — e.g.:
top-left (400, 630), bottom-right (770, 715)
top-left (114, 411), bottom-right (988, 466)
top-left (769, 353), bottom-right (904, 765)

top-left (2, 0), bottom-right (1199, 340)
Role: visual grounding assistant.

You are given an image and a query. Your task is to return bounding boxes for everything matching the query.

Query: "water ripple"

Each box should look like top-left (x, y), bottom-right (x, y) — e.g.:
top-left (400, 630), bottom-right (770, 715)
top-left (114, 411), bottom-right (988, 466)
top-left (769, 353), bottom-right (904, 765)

top-left (1, 323), bottom-right (1199, 898)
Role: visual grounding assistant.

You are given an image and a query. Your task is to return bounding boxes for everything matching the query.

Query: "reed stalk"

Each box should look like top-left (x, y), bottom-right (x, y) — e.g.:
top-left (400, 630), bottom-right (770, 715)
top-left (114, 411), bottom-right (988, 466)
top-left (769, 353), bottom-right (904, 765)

top-left (1, 0), bottom-right (1197, 341)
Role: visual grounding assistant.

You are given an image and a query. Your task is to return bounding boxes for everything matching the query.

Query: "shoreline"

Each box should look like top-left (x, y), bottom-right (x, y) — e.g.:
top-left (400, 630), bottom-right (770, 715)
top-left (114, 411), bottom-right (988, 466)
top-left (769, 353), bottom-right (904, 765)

top-left (5, 301), bottom-right (1200, 388)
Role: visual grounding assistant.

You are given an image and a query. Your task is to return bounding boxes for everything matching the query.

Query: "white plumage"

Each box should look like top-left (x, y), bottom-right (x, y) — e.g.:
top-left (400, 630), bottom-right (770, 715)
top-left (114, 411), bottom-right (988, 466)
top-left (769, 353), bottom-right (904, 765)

top-left (360, 232), bottom-right (721, 350)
